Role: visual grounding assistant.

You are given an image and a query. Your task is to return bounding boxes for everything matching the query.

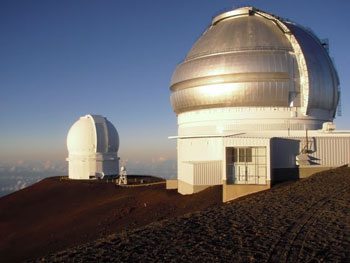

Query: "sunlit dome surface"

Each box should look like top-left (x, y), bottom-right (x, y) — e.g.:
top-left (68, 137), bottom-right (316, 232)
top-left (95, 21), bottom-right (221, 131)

top-left (67, 114), bottom-right (119, 155)
top-left (170, 6), bottom-right (339, 119)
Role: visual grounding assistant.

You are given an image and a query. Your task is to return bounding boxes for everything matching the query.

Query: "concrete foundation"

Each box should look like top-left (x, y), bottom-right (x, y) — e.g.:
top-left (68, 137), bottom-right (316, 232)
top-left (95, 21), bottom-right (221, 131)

top-left (223, 181), bottom-right (271, 202)
top-left (272, 166), bottom-right (342, 183)
top-left (166, 179), bottom-right (178, 190)
top-left (299, 166), bottom-right (333, 178)
top-left (177, 180), bottom-right (211, 195)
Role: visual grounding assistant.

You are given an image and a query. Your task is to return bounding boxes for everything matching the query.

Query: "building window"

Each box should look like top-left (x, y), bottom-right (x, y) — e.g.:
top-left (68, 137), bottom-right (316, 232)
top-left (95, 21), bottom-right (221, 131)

top-left (227, 147), bottom-right (255, 164)
top-left (226, 146), bottom-right (267, 185)
top-left (246, 148), bottom-right (252, 162)
top-left (239, 148), bottom-right (245, 162)
top-left (233, 148), bottom-right (237, 162)
top-left (233, 147), bottom-right (253, 163)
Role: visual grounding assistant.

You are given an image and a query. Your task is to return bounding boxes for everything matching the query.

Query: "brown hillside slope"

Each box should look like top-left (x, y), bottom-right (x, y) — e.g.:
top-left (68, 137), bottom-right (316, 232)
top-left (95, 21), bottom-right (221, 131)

top-left (40, 168), bottom-right (350, 262)
top-left (0, 176), bottom-right (221, 262)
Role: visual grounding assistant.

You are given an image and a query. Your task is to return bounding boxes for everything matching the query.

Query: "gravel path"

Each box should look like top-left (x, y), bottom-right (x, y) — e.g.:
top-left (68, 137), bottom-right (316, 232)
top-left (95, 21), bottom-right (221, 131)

top-left (38, 168), bottom-right (350, 262)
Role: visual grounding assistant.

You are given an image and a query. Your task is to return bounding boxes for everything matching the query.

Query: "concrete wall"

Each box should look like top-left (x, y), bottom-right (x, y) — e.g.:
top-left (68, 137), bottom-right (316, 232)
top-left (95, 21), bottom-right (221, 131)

top-left (223, 180), bottom-right (270, 202)
top-left (299, 166), bottom-right (333, 178)
top-left (178, 180), bottom-right (211, 195)
top-left (166, 179), bottom-right (178, 190)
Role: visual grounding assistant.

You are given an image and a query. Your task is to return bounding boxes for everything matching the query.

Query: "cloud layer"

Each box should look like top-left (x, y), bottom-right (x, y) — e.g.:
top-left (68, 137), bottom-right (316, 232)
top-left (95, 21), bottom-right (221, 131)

top-left (0, 158), bottom-right (176, 197)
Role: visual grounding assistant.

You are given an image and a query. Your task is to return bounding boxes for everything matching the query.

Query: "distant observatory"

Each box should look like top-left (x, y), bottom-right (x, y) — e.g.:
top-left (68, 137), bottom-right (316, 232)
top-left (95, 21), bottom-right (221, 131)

top-left (169, 7), bottom-right (350, 199)
top-left (67, 114), bottom-right (119, 180)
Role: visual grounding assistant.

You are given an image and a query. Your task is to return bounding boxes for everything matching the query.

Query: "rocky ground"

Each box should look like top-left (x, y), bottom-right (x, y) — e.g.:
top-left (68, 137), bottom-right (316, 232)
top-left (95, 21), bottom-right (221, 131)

top-left (37, 168), bottom-right (350, 262)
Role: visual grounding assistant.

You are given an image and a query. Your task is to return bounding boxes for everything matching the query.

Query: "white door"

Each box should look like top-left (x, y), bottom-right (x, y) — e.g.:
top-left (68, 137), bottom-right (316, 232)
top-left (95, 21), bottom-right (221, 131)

top-left (234, 163), bottom-right (247, 184)
top-left (226, 147), bottom-right (267, 185)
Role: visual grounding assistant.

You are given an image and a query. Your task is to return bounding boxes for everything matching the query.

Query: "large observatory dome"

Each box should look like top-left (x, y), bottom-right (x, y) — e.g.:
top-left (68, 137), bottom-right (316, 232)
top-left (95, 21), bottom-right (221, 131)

top-left (170, 6), bottom-right (339, 131)
top-left (67, 115), bottom-right (119, 155)
top-left (67, 115), bottom-right (119, 180)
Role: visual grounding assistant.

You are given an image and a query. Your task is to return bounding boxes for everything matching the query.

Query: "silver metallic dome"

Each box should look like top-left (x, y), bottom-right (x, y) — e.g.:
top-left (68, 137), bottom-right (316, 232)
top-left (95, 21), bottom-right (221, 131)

top-left (170, 7), bottom-right (339, 118)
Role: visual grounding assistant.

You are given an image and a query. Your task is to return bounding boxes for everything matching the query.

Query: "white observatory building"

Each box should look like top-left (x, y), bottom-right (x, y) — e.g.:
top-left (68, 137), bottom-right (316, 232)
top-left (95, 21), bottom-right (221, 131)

top-left (67, 114), bottom-right (119, 180)
top-left (170, 7), bottom-right (350, 200)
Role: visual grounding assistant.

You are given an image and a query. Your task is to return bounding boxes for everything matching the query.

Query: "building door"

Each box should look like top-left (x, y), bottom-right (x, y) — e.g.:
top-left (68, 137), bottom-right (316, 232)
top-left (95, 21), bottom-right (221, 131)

top-left (226, 147), bottom-right (267, 185)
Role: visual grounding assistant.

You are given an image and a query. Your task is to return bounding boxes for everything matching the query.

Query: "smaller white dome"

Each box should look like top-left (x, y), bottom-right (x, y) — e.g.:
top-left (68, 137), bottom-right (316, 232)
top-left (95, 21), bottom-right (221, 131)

top-left (66, 114), bottom-right (120, 180)
top-left (67, 114), bottom-right (119, 155)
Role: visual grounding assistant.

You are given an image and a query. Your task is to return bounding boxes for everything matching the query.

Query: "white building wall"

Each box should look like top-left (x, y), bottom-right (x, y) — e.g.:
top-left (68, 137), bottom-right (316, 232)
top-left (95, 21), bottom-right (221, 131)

top-left (174, 104), bottom-right (350, 194)
top-left (274, 135), bottom-right (350, 168)
top-left (307, 137), bottom-right (350, 167)
top-left (177, 138), bottom-right (223, 186)
top-left (177, 107), bottom-right (325, 136)
top-left (177, 136), bottom-right (272, 190)
top-left (68, 154), bottom-right (119, 179)
top-left (193, 161), bottom-right (222, 185)
top-left (68, 158), bottom-right (92, 180)
top-left (177, 138), bottom-right (223, 161)
top-left (178, 161), bottom-right (194, 185)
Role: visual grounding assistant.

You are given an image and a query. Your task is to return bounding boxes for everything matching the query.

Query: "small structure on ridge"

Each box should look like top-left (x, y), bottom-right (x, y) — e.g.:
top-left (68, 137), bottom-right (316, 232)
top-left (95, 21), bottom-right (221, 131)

top-left (117, 166), bottom-right (128, 185)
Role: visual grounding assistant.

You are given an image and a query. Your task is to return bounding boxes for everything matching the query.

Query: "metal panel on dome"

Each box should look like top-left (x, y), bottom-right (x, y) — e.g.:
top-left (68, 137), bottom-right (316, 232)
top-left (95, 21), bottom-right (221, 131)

top-left (170, 11), bottom-right (300, 115)
top-left (186, 15), bottom-right (292, 61)
top-left (171, 51), bottom-right (295, 87)
top-left (170, 7), bottom-right (339, 118)
top-left (171, 81), bottom-right (290, 114)
top-left (170, 48), bottom-right (299, 113)
top-left (286, 23), bottom-right (339, 113)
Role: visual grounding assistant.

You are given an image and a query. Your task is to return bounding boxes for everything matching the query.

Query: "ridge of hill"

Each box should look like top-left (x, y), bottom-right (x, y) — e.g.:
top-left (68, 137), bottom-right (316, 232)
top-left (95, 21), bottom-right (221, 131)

top-left (0, 176), bottom-right (222, 262)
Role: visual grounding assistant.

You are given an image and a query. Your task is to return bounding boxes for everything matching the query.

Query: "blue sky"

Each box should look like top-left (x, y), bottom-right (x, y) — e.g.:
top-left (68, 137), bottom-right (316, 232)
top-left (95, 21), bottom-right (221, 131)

top-left (0, 0), bottom-right (349, 177)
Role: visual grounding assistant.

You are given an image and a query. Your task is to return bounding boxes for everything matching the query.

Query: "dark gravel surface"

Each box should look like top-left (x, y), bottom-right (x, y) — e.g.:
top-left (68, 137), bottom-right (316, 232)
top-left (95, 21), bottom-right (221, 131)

top-left (37, 167), bottom-right (350, 262)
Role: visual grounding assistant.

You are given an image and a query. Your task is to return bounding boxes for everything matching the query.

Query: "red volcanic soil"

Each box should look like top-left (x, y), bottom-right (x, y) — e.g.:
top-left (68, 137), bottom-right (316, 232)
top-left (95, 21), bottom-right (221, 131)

top-left (0, 176), bottom-right (222, 262)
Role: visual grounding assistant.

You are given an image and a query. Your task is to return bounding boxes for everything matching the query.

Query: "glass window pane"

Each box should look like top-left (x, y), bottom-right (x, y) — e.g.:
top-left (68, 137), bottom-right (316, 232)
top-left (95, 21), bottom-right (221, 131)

top-left (233, 148), bottom-right (237, 162)
top-left (226, 148), bottom-right (238, 164)
top-left (246, 148), bottom-right (252, 162)
top-left (239, 148), bottom-right (245, 162)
